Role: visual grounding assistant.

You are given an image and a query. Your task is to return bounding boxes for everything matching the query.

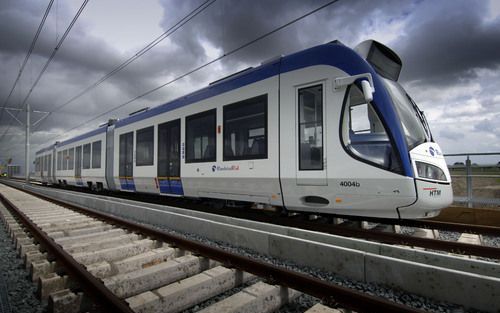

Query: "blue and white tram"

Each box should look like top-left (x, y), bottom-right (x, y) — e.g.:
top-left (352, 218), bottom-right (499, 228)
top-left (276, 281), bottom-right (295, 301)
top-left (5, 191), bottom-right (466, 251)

top-left (33, 40), bottom-right (452, 219)
top-left (34, 143), bottom-right (57, 185)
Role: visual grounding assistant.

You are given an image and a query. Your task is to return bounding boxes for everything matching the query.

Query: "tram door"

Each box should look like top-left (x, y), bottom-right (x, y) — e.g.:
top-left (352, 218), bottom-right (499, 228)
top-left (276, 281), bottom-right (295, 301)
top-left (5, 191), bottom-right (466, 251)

top-left (119, 132), bottom-right (135, 191)
top-left (157, 119), bottom-right (183, 195)
top-left (296, 84), bottom-right (327, 186)
top-left (47, 154), bottom-right (52, 183)
top-left (51, 151), bottom-right (56, 182)
top-left (41, 156), bottom-right (45, 179)
top-left (75, 146), bottom-right (83, 185)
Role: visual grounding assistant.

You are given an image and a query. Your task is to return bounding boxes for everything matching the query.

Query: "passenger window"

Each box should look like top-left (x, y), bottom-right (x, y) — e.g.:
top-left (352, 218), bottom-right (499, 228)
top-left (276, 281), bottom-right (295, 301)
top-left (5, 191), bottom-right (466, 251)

top-left (298, 85), bottom-right (323, 170)
top-left (341, 85), bottom-right (402, 172)
top-left (92, 141), bottom-right (101, 168)
top-left (136, 127), bottom-right (154, 166)
top-left (62, 150), bottom-right (68, 170)
top-left (186, 109), bottom-right (216, 163)
top-left (223, 95), bottom-right (267, 160)
top-left (68, 148), bottom-right (74, 170)
top-left (82, 143), bottom-right (91, 169)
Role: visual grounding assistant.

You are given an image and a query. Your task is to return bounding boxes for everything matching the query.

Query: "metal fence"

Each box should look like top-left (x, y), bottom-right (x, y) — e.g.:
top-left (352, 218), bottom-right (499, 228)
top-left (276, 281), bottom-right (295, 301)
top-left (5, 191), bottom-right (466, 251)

top-left (444, 152), bottom-right (500, 208)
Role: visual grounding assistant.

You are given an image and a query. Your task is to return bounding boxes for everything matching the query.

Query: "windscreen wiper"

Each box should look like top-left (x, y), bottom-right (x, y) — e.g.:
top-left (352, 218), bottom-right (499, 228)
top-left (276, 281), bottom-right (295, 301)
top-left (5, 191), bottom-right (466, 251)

top-left (407, 94), bottom-right (433, 141)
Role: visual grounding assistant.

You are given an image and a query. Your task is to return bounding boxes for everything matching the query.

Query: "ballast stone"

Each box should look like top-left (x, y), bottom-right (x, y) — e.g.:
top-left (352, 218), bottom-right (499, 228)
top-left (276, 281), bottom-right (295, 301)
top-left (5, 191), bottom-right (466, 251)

top-left (64, 233), bottom-right (140, 254)
top-left (104, 255), bottom-right (218, 298)
top-left (197, 281), bottom-right (300, 313)
top-left (304, 303), bottom-right (344, 313)
top-left (54, 228), bottom-right (127, 245)
top-left (127, 266), bottom-right (254, 313)
top-left (72, 238), bottom-right (156, 265)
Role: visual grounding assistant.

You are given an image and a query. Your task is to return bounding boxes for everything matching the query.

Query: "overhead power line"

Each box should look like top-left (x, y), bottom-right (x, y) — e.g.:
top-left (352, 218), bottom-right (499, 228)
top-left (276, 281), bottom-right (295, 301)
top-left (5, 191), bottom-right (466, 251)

top-left (19, 0), bottom-right (90, 110)
top-left (0, 0), bottom-right (90, 143)
top-left (48, 0), bottom-right (341, 142)
top-left (0, 0), bottom-right (55, 121)
top-left (34, 0), bottom-right (216, 130)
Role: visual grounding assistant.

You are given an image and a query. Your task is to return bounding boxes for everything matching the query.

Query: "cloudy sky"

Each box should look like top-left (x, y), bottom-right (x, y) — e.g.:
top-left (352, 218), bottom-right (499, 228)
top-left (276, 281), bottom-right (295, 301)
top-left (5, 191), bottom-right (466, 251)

top-left (1, 0), bottom-right (499, 171)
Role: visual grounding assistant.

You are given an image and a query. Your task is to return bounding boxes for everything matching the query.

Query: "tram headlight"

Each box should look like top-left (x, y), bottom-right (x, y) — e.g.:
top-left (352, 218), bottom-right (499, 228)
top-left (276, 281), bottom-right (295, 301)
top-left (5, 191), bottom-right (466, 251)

top-left (416, 161), bottom-right (446, 181)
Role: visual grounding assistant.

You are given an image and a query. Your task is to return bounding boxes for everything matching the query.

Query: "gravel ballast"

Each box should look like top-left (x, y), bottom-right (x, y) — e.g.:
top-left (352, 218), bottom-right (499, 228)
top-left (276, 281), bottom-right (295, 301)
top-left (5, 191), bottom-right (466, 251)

top-left (141, 219), bottom-right (488, 313)
top-left (1, 182), bottom-right (495, 313)
top-left (0, 213), bottom-right (45, 313)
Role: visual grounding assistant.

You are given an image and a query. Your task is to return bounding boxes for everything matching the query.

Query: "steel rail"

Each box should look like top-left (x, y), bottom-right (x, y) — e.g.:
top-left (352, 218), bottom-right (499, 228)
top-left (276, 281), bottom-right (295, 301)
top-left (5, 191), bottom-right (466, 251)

top-left (244, 214), bottom-right (500, 259)
top-left (0, 182), bottom-right (425, 313)
top-left (157, 204), bottom-right (500, 258)
top-left (395, 218), bottom-right (500, 237)
top-left (332, 214), bottom-right (500, 237)
top-left (0, 192), bottom-right (135, 313)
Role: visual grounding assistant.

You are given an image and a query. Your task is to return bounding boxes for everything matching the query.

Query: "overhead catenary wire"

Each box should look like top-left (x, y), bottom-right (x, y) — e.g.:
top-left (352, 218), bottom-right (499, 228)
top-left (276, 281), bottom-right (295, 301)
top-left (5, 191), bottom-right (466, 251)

top-left (19, 0), bottom-right (90, 110)
top-left (0, 0), bottom-right (90, 143)
top-left (48, 0), bottom-right (341, 142)
top-left (0, 0), bottom-right (55, 121)
top-left (34, 0), bottom-right (216, 130)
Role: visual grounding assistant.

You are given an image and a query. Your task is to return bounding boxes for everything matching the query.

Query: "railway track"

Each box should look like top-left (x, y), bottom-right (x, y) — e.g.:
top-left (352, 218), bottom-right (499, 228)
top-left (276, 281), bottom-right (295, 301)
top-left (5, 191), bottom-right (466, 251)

top-left (2, 180), bottom-right (500, 310)
top-left (14, 178), bottom-right (500, 260)
top-left (0, 182), bottom-right (434, 313)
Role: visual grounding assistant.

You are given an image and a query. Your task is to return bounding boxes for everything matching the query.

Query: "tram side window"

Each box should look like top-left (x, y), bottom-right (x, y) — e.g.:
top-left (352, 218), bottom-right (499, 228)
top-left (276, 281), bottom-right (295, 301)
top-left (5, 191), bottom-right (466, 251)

top-left (83, 143), bottom-right (91, 169)
top-left (341, 85), bottom-right (401, 172)
top-left (62, 150), bottom-right (68, 170)
top-left (92, 141), bottom-right (101, 168)
top-left (223, 95), bottom-right (267, 160)
top-left (298, 85), bottom-right (323, 170)
top-left (186, 109), bottom-right (216, 163)
top-left (68, 148), bottom-right (74, 170)
top-left (57, 152), bottom-right (62, 170)
top-left (136, 127), bottom-right (154, 166)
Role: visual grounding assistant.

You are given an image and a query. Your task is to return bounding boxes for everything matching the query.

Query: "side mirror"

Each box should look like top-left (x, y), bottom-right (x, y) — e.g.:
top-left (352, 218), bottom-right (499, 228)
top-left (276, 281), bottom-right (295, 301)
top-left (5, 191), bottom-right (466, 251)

top-left (361, 80), bottom-right (373, 102)
top-left (334, 73), bottom-right (375, 102)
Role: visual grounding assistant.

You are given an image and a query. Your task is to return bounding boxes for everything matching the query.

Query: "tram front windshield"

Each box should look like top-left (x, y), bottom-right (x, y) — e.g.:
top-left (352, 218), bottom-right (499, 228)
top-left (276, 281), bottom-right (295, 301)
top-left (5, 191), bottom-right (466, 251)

top-left (383, 78), bottom-right (431, 150)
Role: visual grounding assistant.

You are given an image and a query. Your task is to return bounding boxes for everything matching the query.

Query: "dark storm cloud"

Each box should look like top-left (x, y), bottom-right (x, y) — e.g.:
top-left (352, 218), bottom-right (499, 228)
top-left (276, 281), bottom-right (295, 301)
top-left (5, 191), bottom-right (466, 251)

top-left (163, 1), bottom-right (330, 74)
top-left (157, 0), bottom-right (409, 70)
top-left (0, 0), bottom-right (172, 136)
top-left (397, 0), bottom-right (500, 85)
top-left (0, 0), bottom-right (156, 164)
top-left (1, 0), bottom-right (499, 169)
top-left (0, 1), bottom-right (48, 56)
